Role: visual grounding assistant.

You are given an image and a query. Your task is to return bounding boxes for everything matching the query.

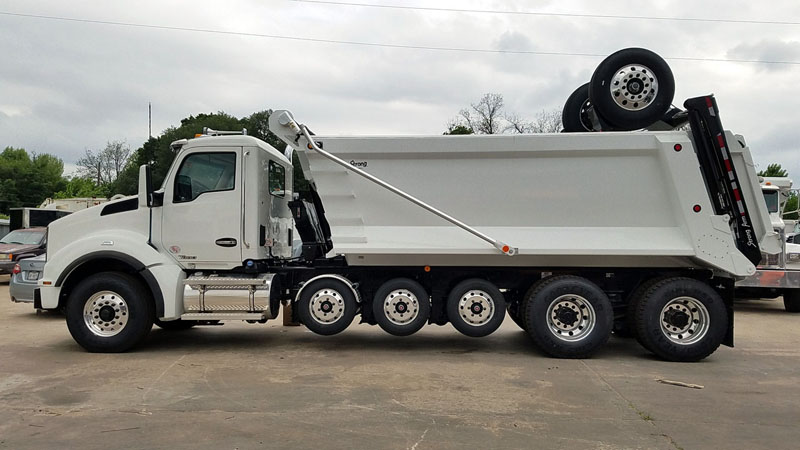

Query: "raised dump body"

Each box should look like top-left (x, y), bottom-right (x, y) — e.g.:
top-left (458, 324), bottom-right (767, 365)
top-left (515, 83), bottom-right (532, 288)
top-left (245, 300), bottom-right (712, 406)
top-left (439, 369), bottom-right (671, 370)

top-left (290, 128), bottom-right (778, 276)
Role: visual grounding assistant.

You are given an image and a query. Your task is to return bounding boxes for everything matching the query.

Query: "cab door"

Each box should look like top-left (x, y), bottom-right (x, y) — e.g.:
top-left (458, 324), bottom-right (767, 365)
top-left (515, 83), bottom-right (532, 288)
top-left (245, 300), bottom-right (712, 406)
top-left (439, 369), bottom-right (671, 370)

top-left (161, 148), bottom-right (243, 269)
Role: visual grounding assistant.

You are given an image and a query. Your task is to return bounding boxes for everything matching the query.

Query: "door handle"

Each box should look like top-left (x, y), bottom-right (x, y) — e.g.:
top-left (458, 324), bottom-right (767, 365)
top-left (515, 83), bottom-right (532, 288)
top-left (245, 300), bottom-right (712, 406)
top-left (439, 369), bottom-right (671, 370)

top-left (215, 238), bottom-right (238, 247)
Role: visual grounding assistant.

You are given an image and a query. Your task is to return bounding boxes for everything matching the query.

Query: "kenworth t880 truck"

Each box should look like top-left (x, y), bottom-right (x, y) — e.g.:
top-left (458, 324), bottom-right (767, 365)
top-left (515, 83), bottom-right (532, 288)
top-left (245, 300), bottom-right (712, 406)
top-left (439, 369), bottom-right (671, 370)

top-left (34, 50), bottom-right (781, 361)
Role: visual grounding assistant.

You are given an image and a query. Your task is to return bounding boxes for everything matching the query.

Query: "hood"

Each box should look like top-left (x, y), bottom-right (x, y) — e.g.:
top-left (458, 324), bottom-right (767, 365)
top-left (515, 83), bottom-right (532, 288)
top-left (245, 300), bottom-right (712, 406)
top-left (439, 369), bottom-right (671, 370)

top-left (0, 243), bottom-right (40, 254)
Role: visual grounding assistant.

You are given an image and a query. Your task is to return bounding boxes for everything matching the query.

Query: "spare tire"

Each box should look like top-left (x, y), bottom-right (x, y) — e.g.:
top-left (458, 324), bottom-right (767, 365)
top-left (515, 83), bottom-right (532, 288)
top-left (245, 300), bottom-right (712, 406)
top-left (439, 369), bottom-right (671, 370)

top-left (561, 83), bottom-right (595, 132)
top-left (589, 48), bottom-right (674, 131)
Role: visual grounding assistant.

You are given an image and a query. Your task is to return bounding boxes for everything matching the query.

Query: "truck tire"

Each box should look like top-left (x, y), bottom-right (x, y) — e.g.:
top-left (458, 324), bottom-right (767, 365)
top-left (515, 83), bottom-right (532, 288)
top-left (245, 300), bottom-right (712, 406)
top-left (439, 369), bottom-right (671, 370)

top-left (633, 278), bottom-right (727, 362)
top-left (523, 275), bottom-right (613, 358)
top-left (589, 48), bottom-right (675, 131)
top-left (372, 278), bottom-right (430, 336)
top-left (783, 290), bottom-right (800, 312)
top-left (561, 83), bottom-right (595, 132)
top-left (507, 300), bottom-right (526, 331)
top-left (154, 318), bottom-right (197, 330)
top-left (297, 278), bottom-right (358, 336)
top-left (623, 276), bottom-right (669, 347)
top-left (447, 279), bottom-right (506, 337)
top-left (65, 272), bottom-right (155, 353)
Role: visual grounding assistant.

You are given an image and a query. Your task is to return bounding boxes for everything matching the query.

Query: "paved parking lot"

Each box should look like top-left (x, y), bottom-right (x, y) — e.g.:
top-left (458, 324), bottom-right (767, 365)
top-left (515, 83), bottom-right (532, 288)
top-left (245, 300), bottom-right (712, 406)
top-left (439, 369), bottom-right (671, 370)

top-left (0, 276), bottom-right (799, 449)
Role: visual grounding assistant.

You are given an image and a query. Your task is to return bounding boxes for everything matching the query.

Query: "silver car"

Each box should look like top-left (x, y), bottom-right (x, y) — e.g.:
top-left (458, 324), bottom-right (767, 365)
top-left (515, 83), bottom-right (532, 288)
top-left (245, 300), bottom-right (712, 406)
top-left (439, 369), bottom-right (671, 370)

top-left (9, 255), bottom-right (45, 303)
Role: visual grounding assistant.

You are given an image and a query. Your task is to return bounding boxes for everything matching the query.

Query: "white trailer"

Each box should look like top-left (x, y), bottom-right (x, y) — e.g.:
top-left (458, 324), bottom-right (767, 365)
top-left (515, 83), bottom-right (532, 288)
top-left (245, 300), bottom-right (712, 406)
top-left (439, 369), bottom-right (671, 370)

top-left (33, 93), bottom-right (780, 362)
top-left (735, 177), bottom-right (800, 311)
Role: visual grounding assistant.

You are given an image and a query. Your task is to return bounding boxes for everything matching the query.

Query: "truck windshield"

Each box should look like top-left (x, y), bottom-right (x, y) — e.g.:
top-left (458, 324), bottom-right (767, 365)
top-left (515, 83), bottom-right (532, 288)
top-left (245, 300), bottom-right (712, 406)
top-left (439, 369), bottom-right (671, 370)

top-left (762, 190), bottom-right (779, 213)
top-left (0, 230), bottom-right (45, 245)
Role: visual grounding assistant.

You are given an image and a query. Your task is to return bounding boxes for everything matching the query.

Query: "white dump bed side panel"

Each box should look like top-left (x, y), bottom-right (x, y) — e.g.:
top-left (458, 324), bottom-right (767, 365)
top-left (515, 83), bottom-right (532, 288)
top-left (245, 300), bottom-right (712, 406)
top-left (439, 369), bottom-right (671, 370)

top-left (301, 131), bottom-right (757, 277)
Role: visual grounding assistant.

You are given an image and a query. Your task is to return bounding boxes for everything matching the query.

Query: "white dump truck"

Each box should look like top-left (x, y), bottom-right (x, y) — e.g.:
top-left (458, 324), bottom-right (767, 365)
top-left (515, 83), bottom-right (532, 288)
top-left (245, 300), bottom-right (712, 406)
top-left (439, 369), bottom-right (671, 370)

top-left (34, 49), bottom-right (781, 361)
top-left (736, 177), bottom-right (800, 311)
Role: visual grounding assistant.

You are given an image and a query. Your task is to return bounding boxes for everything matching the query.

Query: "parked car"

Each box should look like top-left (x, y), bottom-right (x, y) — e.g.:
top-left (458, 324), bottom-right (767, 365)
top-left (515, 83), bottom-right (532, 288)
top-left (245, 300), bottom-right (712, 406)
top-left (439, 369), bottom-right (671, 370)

top-left (9, 255), bottom-right (45, 303)
top-left (0, 227), bottom-right (46, 275)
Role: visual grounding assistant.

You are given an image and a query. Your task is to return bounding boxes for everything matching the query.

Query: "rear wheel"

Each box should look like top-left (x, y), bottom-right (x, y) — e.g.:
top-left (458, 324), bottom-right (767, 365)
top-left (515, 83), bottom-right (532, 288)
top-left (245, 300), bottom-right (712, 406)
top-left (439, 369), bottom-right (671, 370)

top-left (66, 272), bottom-right (154, 353)
top-left (784, 290), bottom-right (800, 312)
top-left (523, 276), bottom-right (613, 358)
top-left (297, 278), bottom-right (358, 336)
top-left (589, 48), bottom-right (675, 130)
top-left (633, 278), bottom-right (727, 362)
top-left (373, 278), bottom-right (430, 336)
top-left (447, 279), bottom-right (506, 337)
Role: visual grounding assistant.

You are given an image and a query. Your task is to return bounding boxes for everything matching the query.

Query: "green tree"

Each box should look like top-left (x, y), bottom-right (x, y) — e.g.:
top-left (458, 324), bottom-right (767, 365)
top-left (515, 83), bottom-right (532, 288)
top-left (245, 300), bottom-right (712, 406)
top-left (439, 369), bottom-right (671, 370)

top-left (0, 147), bottom-right (66, 214)
top-left (53, 177), bottom-right (107, 199)
top-left (758, 163), bottom-right (788, 177)
top-left (443, 125), bottom-right (474, 135)
top-left (784, 193), bottom-right (799, 220)
top-left (109, 110), bottom-right (311, 200)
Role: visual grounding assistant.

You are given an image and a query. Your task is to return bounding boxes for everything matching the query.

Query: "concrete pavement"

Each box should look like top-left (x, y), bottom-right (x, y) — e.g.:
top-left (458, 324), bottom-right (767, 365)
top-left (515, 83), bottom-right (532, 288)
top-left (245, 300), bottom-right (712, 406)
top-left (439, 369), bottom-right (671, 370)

top-left (0, 276), bottom-right (798, 449)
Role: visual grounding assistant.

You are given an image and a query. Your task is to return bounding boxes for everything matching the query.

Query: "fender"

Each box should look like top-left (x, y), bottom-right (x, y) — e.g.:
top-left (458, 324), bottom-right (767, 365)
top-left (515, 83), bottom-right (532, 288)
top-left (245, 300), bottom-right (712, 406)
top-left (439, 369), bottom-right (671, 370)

top-left (54, 250), bottom-right (166, 317)
top-left (295, 274), bottom-right (361, 304)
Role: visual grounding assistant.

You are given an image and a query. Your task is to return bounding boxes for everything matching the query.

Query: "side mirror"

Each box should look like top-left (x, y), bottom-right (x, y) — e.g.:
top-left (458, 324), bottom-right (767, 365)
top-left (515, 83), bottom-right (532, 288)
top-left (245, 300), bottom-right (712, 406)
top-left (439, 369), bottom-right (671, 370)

top-left (138, 165), bottom-right (154, 207)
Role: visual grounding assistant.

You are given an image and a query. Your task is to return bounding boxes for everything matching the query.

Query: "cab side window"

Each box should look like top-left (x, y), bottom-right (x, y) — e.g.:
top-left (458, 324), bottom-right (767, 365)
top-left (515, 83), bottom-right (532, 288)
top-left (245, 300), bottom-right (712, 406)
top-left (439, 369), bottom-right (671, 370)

top-left (269, 160), bottom-right (286, 197)
top-left (174, 152), bottom-right (236, 203)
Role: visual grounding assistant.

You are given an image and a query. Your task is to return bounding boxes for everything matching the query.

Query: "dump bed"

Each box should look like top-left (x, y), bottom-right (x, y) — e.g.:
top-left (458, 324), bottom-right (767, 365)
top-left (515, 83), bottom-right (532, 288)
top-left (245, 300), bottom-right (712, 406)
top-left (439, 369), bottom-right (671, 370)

top-left (270, 110), bottom-right (780, 278)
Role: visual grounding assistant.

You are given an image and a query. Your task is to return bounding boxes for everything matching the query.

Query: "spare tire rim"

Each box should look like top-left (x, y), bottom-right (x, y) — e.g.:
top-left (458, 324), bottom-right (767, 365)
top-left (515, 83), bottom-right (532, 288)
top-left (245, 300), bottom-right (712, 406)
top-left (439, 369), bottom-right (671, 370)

top-left (610, 64), bottom-right (658, 111)
top-left (457, 290), bottom-right (495, 326)
top-left (83, 290), bottom-right (129, 337)
top-left (660, 296), bottom-right (710, 345)
top-left (309, 289), bottom-right (345, 324)
top-left (383, 289), bottom-right (420, 325)
top-left (578, 98), bottom-right (594, 131)
top-left (546, 294), bottom-right (596, 342)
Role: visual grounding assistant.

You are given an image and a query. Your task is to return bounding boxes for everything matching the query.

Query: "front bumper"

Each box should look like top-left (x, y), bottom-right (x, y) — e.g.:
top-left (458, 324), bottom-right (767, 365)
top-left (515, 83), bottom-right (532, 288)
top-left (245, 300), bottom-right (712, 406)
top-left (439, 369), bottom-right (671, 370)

top-left (0, 260), bottom-right (15, 275)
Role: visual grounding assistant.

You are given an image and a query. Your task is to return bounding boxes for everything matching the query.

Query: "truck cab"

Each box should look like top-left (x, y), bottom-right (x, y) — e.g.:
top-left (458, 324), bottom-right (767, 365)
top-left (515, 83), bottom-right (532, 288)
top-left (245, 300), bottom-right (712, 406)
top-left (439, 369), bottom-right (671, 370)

top-left (37, 131), bottom-right (294, 332)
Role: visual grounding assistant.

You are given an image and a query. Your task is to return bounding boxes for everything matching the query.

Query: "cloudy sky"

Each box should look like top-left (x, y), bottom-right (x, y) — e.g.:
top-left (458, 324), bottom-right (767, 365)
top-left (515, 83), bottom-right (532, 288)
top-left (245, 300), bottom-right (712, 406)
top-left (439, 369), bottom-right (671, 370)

top-left (1, 0), bottom-right (799, 178)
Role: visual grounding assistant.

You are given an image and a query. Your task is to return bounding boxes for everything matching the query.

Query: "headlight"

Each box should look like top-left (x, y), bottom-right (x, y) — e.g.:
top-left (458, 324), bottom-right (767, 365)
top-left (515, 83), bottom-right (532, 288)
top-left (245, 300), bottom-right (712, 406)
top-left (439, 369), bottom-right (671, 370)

top-left (1, 253), bottom-right (11, 261)
top-left (788, 253), bottom-right (800, 262)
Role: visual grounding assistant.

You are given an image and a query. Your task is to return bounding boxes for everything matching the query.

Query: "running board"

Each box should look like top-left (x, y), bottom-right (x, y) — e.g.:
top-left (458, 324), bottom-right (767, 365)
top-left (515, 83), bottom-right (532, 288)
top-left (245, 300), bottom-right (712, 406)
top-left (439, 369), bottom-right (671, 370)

top-left (181, 312), bottom-right (266, 321)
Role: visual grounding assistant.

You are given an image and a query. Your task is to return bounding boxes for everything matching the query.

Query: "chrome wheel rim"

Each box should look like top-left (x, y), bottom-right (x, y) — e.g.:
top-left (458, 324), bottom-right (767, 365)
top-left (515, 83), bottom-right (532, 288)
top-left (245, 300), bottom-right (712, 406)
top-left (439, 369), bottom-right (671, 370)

top-left (660, 297), bottom-right (709, 345)
top-left (83, 290), bottom-right (129, 337)
top-left (578, 98), bottom-right (594, 131)
top-left (457, 290), bottom-right (495, 327)
top-left (383, 289), bottom-right (420, 326)
top-left (309, 289), bottom-right (345, 325)
top-left (546, 294), bottom-right (596, 342)
top-left (609, 63), bottom-right (658, 111)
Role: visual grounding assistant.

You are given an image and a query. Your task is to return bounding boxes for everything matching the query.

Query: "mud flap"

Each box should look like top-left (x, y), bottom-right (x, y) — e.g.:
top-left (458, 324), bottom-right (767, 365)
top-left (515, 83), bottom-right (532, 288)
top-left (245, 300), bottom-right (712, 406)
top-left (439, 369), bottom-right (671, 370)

top-left (714, 277), bottom-right (735, 347)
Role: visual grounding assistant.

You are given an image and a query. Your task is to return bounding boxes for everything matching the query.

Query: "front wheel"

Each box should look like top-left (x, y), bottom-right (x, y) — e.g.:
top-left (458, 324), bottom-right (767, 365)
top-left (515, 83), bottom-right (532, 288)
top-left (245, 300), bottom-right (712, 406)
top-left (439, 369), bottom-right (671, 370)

top-left (66, 272), bottom-right (155, 353)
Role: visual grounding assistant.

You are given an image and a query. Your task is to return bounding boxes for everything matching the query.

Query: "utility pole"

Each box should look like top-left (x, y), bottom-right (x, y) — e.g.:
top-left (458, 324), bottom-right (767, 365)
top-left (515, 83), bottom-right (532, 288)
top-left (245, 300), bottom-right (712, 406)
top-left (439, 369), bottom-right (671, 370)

top-left (148, 102), bottom-right (152, 138)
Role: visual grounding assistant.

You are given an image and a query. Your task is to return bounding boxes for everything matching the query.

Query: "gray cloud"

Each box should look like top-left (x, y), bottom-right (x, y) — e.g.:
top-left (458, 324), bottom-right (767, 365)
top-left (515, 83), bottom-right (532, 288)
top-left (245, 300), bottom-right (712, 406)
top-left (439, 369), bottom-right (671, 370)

top-left (0, 0), bottom-right (799, 182)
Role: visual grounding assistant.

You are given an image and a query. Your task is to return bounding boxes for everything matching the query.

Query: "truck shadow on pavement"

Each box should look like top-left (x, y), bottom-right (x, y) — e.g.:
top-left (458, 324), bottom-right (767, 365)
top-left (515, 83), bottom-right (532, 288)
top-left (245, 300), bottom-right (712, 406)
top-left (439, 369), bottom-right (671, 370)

top-left (102, 325), bottom-right (657, 361)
